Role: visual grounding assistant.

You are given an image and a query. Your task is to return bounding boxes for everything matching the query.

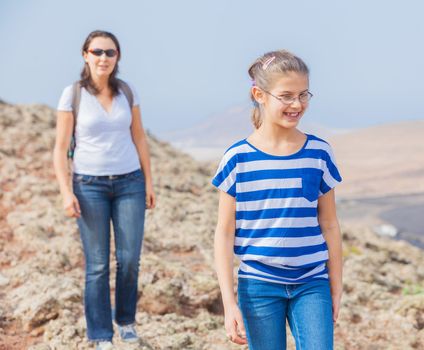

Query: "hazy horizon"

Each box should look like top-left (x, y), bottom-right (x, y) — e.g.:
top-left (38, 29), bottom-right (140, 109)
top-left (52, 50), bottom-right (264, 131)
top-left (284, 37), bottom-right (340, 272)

top-left (1, 0), bottom-right (423, 135)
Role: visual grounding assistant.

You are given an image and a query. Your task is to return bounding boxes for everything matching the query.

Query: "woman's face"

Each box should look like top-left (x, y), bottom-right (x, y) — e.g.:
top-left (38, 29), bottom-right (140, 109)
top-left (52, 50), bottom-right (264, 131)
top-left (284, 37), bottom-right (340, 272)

top-left (83, 36), bottom-right (119, 79)
top-left (256, 72), bottom-right (310, 130)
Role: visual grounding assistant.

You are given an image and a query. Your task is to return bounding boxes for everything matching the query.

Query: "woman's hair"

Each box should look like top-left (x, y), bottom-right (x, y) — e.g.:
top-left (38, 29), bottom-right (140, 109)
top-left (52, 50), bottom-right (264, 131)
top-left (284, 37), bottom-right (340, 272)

top-left (248, 50), bottom-right (309, 129)
top-left (80, 30), bottom-right (121, 96)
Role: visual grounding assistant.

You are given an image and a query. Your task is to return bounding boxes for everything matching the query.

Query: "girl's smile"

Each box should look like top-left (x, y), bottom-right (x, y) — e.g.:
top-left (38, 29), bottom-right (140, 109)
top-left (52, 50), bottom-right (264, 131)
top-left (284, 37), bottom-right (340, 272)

top-left (254, 71), bottom-right (310, 130)
top-left (270, 73), bottom-right (309, 125)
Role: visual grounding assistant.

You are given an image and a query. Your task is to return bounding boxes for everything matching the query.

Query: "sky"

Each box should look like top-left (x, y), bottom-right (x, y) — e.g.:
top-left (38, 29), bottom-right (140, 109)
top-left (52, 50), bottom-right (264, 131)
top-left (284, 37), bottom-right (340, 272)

top-left (1, 0), bottom-right (423, 135)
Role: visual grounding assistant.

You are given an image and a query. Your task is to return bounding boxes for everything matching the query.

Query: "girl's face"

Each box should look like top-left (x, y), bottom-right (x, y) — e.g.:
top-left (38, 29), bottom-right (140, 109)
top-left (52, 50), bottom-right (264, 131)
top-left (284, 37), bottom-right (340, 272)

top-left (83, 37), bottom-right (119, 79)
top-left (256, 72), bottom-right (310, 130)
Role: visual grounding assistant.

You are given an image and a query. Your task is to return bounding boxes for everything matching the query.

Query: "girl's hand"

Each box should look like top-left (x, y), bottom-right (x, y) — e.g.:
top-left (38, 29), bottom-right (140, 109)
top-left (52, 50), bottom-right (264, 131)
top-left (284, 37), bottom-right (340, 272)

top-left (145, 182), bottom-right (156, 209)
top-left (331, 286), bottom-right (342, 322)
top-left (62, 191), bottom-right (81, 218)
top-left (224, 303), bottom-right (247, 345)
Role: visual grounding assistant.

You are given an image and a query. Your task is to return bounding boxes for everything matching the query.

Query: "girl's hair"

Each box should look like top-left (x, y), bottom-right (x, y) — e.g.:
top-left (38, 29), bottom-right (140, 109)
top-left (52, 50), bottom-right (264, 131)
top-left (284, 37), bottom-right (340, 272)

top-left (80, 30), bottom-right (121, 96)
top-left (248, 50), bottom-right (309, 129)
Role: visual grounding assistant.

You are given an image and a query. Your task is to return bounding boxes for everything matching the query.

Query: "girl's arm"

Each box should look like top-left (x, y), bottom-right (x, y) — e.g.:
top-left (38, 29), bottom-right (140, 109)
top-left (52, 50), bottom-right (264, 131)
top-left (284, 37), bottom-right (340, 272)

top-left (318, 188), bottom-right (343, 322)
top-left (214, 191), bottom-right (247, 345)
top-left (52, 111), bottom-right (81, 218)
top-left (130, 105), bottom-right (156, 209)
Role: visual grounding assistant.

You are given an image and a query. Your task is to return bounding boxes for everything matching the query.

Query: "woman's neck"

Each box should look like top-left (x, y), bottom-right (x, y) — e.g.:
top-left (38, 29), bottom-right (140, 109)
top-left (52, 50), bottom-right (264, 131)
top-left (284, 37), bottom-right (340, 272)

top-left (91, 75), bottom-right (109, 93)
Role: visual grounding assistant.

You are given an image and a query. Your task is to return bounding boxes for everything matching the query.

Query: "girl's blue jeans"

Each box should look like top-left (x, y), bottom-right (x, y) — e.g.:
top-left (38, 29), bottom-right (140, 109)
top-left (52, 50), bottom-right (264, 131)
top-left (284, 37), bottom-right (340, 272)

top-left (73, 169), bottom-right (146, 342)
top-left (237, 277), bottom-right (334, 350)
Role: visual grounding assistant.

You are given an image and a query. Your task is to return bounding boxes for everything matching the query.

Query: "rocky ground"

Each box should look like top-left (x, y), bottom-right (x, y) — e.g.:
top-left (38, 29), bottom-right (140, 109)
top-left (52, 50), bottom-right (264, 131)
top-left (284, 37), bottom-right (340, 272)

top-left (0, 101), bottom-right (423, 349)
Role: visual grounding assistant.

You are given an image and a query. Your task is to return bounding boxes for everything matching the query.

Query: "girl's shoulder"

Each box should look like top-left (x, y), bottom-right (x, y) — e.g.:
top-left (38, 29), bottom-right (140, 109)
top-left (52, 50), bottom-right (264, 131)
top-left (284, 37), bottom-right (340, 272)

top-left (221, 138), bottom-right (253, 161)
top-left (224, 138), bottom-right (249, 153)
top-left (306, 133), bottom-right (330, 145)
top-left (304, 133), bottom-right (337, 160)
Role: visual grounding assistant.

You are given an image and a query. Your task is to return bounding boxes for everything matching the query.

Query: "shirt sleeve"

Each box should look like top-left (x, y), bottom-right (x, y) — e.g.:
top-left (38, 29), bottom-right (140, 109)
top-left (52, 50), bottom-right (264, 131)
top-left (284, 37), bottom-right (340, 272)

top-left (57, 85), bottom-right (73, 111)
top-left (319, 143), bottom-right (342, 196)
top-left (126, 81), bottom-right (140, 107)
top-left (211, 152), bottom-right (237, 197)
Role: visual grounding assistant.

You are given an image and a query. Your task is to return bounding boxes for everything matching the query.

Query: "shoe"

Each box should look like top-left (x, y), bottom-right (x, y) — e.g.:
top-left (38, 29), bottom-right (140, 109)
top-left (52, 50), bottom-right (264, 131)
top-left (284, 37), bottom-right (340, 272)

top-left (95, 341), bottom-right (114, 350)
top-left (117, 323), bottom-right (139, 343)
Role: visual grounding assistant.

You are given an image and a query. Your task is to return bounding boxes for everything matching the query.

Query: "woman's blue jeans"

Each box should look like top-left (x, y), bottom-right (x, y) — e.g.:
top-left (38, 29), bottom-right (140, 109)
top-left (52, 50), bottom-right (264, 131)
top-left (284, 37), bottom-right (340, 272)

top-left (73, 169), bottom-right (146, 342)
top-left (238, 277), bottom-right (333, 350)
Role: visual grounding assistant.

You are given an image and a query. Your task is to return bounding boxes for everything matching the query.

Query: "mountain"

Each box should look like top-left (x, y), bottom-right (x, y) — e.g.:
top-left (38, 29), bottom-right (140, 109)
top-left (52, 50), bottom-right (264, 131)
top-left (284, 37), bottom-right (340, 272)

top-left (162, 105), bottom-right (424, 200)
top-left (330, 120), bottom-right (424, 199)
top-left (159, 104), bottom-right (346, 160)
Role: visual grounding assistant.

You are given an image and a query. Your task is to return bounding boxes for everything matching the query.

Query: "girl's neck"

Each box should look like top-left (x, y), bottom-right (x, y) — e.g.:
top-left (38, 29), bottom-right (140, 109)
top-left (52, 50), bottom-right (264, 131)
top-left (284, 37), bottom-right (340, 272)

top-left (256, 122), bottom-right (302, 144)
top-left (247, 121), bottom-right (306, 157)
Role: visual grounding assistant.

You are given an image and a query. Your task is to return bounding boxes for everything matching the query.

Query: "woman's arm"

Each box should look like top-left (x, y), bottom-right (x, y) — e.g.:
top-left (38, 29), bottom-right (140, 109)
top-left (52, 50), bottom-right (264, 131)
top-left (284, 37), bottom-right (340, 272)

top-left (318, 188), bottom-right (343, 322)
top-left (52, 111), bottom-right (81, 218)
top-left (214, 191), bottom-right (247, 345)
top-left (130, 105), bottom-right (155, 209)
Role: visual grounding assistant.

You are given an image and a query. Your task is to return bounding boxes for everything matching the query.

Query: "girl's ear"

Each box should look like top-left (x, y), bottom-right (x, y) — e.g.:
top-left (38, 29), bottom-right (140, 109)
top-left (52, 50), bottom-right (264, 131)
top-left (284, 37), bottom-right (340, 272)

top-left (251, 86), bottom-right (265, 105)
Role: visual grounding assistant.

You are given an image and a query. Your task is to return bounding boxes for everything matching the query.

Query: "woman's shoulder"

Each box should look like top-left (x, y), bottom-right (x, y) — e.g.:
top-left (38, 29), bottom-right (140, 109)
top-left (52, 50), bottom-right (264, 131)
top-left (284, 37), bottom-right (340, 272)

top-left (57, 83), bottom-right (78, 111)
top-left (117, 79), bottom-right (139, 107)
top-left (61, 83), bottom-right (75, 95)
top-left (60, 82), bottom-right (84, 99)
top-left (116, 79), bottom-right (135, 93)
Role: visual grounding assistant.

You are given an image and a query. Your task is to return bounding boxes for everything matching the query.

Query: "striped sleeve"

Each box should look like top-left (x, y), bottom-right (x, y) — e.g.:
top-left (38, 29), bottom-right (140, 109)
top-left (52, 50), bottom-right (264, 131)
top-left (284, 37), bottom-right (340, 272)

top-left (320, 143), bottom-right (342, 196)
top-left (212, 151), bottom-right (237, 197)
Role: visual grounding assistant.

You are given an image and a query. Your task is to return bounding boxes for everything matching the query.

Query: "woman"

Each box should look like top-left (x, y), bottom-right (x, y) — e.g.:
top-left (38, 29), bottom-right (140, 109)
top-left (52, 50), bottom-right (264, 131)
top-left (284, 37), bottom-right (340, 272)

top-left (53, 30), bottom-right (155, 350)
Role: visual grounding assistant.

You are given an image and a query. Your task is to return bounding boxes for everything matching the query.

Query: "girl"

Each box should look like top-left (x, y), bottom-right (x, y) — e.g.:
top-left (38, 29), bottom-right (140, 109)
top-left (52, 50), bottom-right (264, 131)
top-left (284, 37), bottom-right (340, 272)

top-left (212, 50), bottom-right (342, 350)
top-left (53, 30), bottom-right (155, 350)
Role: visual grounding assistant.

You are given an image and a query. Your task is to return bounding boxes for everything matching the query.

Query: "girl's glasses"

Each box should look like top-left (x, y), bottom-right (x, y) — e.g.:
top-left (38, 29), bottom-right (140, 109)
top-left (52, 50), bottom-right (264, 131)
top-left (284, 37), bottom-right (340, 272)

top-left (88, 48), bottom-right (118, 58)
top-left (264, 90), bottom-right (313, 105)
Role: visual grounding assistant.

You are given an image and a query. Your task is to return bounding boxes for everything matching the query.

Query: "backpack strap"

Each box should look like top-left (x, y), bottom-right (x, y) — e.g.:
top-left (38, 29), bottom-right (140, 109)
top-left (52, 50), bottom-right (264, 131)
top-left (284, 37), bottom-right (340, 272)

top-left (68, 81), bottom-right (81, 159)
top-left (117, 79), bottom-right (134, 108)
top-left (71, 81), bottom-right (81, 130)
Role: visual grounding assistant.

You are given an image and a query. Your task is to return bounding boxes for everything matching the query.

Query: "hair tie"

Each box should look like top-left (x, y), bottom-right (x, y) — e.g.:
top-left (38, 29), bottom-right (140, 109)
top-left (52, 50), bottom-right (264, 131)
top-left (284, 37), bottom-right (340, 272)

top-left (251, 79), bottom-right (256, 86)
top-left (262, 56), bottom-right (275, 70)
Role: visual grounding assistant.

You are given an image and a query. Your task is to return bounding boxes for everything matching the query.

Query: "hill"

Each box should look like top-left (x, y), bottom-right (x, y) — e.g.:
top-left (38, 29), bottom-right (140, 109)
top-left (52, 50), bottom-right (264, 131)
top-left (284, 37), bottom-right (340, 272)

top-left (0, 103), bottom-right (423, 349)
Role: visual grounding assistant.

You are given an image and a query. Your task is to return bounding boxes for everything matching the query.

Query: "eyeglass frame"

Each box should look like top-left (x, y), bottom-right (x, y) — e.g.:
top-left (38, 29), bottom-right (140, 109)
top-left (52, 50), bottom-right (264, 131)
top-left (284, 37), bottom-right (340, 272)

top-left (261, 89), bottom-right (313, 105)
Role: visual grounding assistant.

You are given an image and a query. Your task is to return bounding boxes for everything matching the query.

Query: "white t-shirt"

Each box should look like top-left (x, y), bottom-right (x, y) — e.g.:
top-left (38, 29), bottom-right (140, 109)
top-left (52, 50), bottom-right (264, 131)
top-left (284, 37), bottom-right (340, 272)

top-left (57, 82), bottom-right (141, 176)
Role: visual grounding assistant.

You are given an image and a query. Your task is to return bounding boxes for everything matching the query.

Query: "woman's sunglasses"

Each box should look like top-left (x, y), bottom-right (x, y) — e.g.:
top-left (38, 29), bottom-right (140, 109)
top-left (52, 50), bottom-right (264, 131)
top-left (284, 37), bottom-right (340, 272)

top-left (88, 48), bottom-right (118, 58)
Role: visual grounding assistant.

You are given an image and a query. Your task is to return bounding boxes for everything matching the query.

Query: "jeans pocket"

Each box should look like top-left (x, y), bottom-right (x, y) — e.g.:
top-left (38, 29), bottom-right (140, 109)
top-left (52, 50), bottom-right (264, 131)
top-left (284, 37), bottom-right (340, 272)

top-left (73, 174), bottom-right (94, 185)
top-left (302, 174), bottom-right (320, 202)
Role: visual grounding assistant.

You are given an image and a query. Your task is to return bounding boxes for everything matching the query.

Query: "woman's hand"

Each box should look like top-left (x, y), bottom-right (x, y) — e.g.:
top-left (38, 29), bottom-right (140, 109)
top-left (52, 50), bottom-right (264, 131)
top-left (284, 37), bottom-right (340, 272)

top-left (224, 303), bottom-right (247, 345)
top-left (145, 181), bottom-right (156, 209)
top-left (62, 191), bottom-right (81, 218)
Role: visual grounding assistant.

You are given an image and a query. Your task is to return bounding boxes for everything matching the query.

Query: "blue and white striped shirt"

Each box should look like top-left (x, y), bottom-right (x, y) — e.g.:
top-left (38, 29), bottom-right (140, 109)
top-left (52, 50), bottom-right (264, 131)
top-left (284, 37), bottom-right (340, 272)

top-left (212, 134), bottom-right (342, 284)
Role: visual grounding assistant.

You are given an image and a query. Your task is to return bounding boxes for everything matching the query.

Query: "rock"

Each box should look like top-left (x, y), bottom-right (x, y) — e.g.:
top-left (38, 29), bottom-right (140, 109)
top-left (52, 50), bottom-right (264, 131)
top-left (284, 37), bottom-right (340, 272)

top-left (0, 273), bottom-right (10, 287)
top-left (11, 274), bottom-right (81, 331)
top-left (28, 344), bottom-right (52, 350)
top-left (373, 224), bottom-right (398, 238)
